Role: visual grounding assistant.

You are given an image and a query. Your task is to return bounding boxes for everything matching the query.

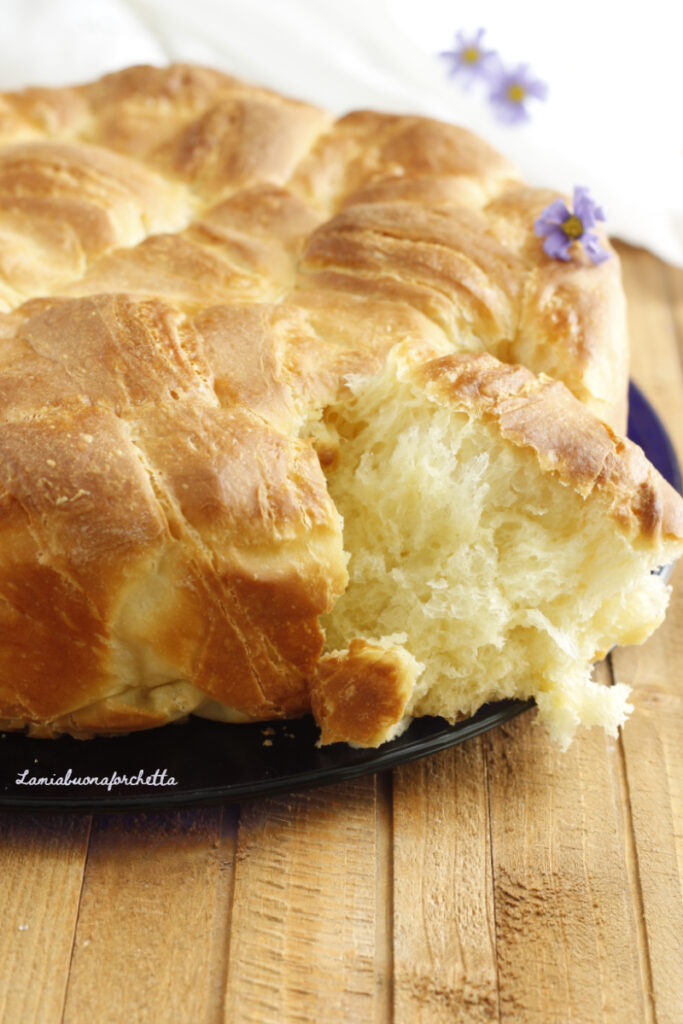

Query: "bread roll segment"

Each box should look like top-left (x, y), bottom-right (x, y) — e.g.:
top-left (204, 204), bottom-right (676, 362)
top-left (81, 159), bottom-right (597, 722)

top-left (0, 64), bottom-right (679, 744)
top-left (310, 350), bottom-right (682, 748)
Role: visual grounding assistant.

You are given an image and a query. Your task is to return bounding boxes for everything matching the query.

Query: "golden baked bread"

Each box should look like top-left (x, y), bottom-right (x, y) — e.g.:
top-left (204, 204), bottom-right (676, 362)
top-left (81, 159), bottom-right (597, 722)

top-left (0, 64), bottom-right (679, 745)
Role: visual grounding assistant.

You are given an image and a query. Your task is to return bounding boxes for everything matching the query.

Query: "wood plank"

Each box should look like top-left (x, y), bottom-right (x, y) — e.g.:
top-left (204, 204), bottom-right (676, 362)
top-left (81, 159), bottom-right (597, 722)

top-left (615, 686), bottom-right (683, 1024)
top-left (0, 812), bottom-right (91, 1024)
top-left (616, 243), bottom-right (683, 455)
top-left (611, 541), bottom-right (683, 1017)
top-left (205, 805), bottom-right (241, 1021)
top-left (612, 579), bottom-right (683, 884)
top-left (610, 246), bottom-right (683, 1024)
top-left (222, 777), bottom-right (380, 1024)
top-left (62, 806), bottom-right (233, 1024)
top-left (375, 771), bottom-right (394, 1024)
top-left (392, 738), bottom-right (498, 1024)
top-left (661, 258), bottom-right (683, 364)
top-left (485, 664), bottom-right (648, 1024)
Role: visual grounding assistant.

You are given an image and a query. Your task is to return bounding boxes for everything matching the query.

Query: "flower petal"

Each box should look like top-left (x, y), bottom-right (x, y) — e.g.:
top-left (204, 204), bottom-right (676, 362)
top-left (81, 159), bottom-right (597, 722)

top-left (440, 29), bottom-right (498, 85)
top-left (573, 189), bottom-right (600, 228)
top-left (487, 62), bottom-right (546, 122)
top-left (497, 101), bottom-right (530, 124)
top-left (513, 63), bottom-right (548, 100)
top-left (535, 199), bottom-right (571, 234)
top-left (582, 233), bottom-right (611, 265)
top-left (440, 55), bottom-right (462, 78)
top-left (543, 227), bottom-right (573, 261)
top-left (489, 85), bottom-right (530, 123)
top-left (484, 54), bottom-right (506, 84)
top-left (480, 51), bottom-right (503, 80)
top-left (526, 79), bottom-right (549, 101)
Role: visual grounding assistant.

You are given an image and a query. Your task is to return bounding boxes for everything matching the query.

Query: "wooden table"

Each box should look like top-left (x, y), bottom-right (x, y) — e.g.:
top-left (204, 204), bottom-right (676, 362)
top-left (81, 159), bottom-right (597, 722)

top-left (1, 244), bottom-right (681, 1024)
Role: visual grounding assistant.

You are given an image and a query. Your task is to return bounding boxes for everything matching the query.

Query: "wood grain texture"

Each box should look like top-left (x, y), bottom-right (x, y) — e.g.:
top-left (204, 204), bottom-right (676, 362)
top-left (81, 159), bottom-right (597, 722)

top-left (0, 812), bottom-right (90, 1024)
top-left (616, 243), bottom-right (683, 454)
top-left (663, 258), bottom-right (683, 363)
top-left (392, 740), bottom-right (498, 1024)
top-left (375, 771), bottom-right (394, 1024)
top-left (616, 686), bottom-right (683, 1024)
top-left (222, 778), bottom-right (379, 1024)
top-left (485, 664), bottom-right (648, 1024)
top-left (61, 807), bottom-right (233, 1024)
top-left (611, 246), bottom-right (683, 1024)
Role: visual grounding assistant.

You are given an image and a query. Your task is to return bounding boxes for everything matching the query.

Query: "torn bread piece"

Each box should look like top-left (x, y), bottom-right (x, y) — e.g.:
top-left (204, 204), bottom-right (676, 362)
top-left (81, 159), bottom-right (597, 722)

top-left (309, 350), bottom-right (683, 748)
top-left (311, 636), bottom-right (421, 747)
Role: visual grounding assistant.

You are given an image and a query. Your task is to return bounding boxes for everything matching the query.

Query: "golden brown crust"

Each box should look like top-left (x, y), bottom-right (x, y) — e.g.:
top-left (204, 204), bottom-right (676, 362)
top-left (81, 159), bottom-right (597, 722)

top-left (485, 187), bottom-right (629, 430)
top-left (298, 191), bottom-right (627, 431)
top-left (310, 640), bottom-right (418, 747)
top-left (0, 291), bottom-right (348, 728)
top-left (0, 63), bottom-right (656, 739)
top-left (412, 352), bottom-right (683, 544)
top-left (0, 64), bottom-right (627, 423)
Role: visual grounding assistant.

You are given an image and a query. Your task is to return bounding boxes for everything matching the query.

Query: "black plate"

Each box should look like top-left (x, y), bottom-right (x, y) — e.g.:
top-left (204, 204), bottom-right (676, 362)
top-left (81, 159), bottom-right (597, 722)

top-left (0, 382), bottom-right (679, 812)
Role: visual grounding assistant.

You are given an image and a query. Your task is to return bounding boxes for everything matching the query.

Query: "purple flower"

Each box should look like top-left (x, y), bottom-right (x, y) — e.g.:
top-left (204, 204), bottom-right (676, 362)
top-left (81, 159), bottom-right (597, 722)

top-left (534, 187), bottom-right (611, 265)
top-left (488, 62), bottom-right (548, 124)
top-left (439, 29), bottom-right (497, 89)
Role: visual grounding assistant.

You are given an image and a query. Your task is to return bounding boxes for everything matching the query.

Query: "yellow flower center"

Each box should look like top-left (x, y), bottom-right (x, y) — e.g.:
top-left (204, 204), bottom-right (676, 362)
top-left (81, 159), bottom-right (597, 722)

top-left (507, 83), bottom-right (527, 103)
top-left (562, 215), bottom-right (584, 239)
top-left (463, 47), bottom-right (480, 64)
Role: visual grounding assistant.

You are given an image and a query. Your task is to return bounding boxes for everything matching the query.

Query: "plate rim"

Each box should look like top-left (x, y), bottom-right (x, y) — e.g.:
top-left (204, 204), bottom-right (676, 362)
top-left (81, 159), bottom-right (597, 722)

top-left (0, 700), bottom-right (533, 813)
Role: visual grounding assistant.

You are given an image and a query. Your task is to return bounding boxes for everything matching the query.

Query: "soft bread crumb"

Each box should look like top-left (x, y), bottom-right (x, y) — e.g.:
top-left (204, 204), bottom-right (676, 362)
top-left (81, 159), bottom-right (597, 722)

top-left (535, 680), bottom-right (633, 750)
top-left (312, 352), bottom-right (676, 747)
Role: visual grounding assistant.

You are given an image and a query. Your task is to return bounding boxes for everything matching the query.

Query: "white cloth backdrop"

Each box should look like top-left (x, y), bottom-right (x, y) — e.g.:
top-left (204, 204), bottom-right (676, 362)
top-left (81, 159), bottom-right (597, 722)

top-left (2, 0), bottom-right (682, 265)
